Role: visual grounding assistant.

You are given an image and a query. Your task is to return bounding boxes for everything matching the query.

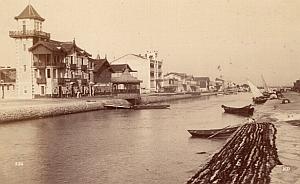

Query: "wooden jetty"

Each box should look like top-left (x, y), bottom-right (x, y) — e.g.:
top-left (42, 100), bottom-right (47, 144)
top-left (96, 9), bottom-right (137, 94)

top-left (187, 122), bottom-right (281, 184)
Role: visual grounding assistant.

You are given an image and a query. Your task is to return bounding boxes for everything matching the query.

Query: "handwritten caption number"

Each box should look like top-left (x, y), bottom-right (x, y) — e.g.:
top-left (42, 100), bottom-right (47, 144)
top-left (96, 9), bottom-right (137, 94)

top-left (282, 166), bottom-right (290, 172)
top-left (15, 162), bottom-right (24, 166)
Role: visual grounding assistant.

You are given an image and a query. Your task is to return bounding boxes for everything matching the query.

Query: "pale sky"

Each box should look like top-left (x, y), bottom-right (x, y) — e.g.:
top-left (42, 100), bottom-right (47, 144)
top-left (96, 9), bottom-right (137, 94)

top-left (1, 0), bottom-right (300, 86)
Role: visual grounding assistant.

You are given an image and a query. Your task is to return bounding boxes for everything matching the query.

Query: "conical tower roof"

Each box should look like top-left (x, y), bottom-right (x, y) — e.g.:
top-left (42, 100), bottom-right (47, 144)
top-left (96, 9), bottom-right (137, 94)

top-left (15, 4), bottom-right (45, 21)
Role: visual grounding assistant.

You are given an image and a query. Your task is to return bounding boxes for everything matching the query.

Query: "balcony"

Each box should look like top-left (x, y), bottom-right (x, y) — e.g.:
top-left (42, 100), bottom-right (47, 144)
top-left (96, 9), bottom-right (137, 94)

top-left (33, 62), bottom-right (46, 68)
top-left (70, 64), bottom-right (77, 70)
top-left (81, 65), bottom-right (87, 71)
top-left (57, 63), bottom-right (66, 68)
top-left (62, 78), bottom-right (77, 84)
top-left (9, 30), bottom-right (50, 39)
top-left (81, 79), bottom-right (88, 85)
top-left (36, 78), bottom-right (46, 84)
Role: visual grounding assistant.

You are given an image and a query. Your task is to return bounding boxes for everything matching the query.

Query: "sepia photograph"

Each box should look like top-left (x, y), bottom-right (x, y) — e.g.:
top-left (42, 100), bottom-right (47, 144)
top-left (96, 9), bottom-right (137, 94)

top-left (0, 0), bottom-right (300, 183)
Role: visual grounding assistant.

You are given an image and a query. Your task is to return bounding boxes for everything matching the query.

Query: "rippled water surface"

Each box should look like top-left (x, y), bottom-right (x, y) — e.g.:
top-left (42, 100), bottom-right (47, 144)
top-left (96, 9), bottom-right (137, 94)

top-left (0, 93), bottom-right (299, 184)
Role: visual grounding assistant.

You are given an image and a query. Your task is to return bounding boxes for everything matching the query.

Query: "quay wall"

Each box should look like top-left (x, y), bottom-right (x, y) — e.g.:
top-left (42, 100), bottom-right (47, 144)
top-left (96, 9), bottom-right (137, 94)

top-left (0, 92), bottom-right (221, 123)
top-left (0, 99), bottom-right (129, 123)
top-left (141, 92), bottom-right (220, 104)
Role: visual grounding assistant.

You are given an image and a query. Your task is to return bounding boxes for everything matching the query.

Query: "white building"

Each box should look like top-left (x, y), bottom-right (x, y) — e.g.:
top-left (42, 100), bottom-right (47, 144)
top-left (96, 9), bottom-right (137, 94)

top-left (9, 4), bottom-right (50, 99)
top-left (111, 51), bottom-right (163, 93)
top-left (9, 4), bottom-right (92, 99)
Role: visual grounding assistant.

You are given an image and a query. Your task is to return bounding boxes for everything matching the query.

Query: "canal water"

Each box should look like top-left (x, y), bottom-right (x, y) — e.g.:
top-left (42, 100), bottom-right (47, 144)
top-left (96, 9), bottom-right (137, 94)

top-left (0, 92), bottom-right (297, 184)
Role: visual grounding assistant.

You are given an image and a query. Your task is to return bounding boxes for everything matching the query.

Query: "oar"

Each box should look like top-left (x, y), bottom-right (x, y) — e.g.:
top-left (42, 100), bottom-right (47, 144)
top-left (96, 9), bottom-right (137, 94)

top-left (208, 125), bottom-right (231, 139)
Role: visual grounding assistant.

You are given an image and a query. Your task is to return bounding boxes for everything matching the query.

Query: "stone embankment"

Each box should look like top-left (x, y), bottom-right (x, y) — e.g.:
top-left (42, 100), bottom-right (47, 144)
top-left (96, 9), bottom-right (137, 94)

top-left (0, 98), bottom-right (130, 123)
top-left (187, 122), bottom-right (281, 184)
top-left (0, 92), bottom-right (220, 123)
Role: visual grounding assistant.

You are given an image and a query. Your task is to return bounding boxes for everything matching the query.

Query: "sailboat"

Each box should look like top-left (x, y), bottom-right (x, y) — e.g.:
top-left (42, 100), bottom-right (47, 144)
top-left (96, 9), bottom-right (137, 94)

top-left (261, 75), bottom-right (270, 96)
top-left (247, 80), bottom-right (268, 104)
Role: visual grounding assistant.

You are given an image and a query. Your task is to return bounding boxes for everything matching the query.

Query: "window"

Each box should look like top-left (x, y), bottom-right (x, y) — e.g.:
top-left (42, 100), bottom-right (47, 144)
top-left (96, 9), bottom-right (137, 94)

top-left (7, 85), bottom-right (9, 90)
top-left (71, 56), bottom-right (73, 64)
top-left (47, 69), bottom-right (51, 78)
top-left (41, 86), bottom-right (45, 95)
top-left (53, 69), bottom-right (57, 78)
top-left (82, 58), bottom-right (84, 65)
top-left (23, 44), bottom-right (26, 51)
top-left (24, 65), bottom-right (26, 72)
top-left (34, 69), bottom-right (38, 78)
top-left (22, 21), bottom-right (26, 33)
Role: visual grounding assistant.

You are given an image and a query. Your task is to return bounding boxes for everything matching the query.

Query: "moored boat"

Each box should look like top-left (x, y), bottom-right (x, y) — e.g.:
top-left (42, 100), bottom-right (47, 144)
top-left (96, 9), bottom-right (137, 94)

top-left (132, 104), bottom-right (170, 110)
top-left (247, 80), bottom-right (268, 104)
top-left (187, 126), bottom-right (239, 138)
top-left (221, 104), bottom-right (254, 116)
top-left (252, 96), bottom-right (268, 104)
top-left (103, 104), bottom-right (132, 109)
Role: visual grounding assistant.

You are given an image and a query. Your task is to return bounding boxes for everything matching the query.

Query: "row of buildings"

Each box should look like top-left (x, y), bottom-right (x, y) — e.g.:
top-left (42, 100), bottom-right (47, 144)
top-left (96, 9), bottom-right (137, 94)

top-left (1, 4), bottom-right (220, 99)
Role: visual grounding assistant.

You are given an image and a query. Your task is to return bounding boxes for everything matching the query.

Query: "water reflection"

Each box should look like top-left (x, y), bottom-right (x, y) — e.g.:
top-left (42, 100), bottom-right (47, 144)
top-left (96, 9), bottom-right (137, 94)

top-left (1, 93), bottom-right (257, 184)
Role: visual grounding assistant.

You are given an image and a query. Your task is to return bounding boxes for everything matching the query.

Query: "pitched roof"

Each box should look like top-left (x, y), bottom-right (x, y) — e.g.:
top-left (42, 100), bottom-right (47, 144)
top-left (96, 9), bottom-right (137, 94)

top-left (110, 54), bottom-right (148, 63)
top-left (111, 69), bottom-right (141, 84)
top-left (15, 4), bottom-right (45, 21)
top-left (110, 64), bottom-right (135, 73)
top-left (164, 72), bottom-right (187, 79)
top-left (93, 58), bottom-right (112, 72)
top-left (29, 40), bottom-right (91, 56)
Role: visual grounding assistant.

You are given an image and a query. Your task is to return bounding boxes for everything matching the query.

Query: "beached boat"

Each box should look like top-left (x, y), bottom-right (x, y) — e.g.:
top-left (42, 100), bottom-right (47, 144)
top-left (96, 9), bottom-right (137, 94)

top-left (247, 80), bottom-right (268, 104)
top-left (187, 125), bottom-right (239, 138)
top-left (103, 104), bottom-right (131, 109)
top-left (252, 96), bottom-right (268, 104)
top-left (221, 104), bottom-right (254, 116)
top-left (132, 104), bottom-right (170, 110)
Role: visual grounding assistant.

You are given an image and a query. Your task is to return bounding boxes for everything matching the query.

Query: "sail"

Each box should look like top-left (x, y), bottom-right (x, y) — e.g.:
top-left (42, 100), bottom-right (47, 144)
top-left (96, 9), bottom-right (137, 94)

top-left (247, 80), bottom-right (263, 98)
top-left (261, 75), bottom-right (269, 92)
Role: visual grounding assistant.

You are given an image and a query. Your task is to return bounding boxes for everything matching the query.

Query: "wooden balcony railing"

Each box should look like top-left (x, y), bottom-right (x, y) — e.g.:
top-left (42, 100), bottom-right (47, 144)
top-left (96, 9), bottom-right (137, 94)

top-left (81, 65), bottom-right (87, 71)
top-left (33, 62), bottom-right (46, 68)
top-left (70, 64), bottom-right (76, 70)
top-left (36, 78), bottom-right (46, 84)
top-left (9, 30), bottom-right (50, 39)
top-left (33, 62), bottom-right (66, 68)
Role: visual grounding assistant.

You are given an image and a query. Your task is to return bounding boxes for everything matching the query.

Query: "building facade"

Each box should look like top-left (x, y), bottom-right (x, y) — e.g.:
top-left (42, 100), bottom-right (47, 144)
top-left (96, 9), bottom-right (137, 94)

top-left (111, 51), bottom-right (163, 93)
top-left (0, 67), bottom-right (17, 99)
top-left (29, 40), bottom-right (91, 98)
top-left (194, 77), bottom-right (210, 92)
top-left (10, 4), bottom-right (94, 98)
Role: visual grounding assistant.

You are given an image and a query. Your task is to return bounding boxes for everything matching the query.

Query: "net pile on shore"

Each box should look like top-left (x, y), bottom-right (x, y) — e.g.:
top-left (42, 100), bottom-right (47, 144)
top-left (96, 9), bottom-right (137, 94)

top-left (187, 122), bottom-right (281, 184)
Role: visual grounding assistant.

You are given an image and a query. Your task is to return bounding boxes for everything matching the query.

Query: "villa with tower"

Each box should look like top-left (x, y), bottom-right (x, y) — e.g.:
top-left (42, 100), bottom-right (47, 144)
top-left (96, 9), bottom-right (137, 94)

top-left (9, 4), bottom-right (95, 99)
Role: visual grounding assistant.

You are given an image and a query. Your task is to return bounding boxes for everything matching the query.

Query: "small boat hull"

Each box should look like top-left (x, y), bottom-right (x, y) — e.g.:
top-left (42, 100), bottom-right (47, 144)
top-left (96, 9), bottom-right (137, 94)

top-left (253, 97), bottom-right (268, 104)
top-left (104, 104), bottom-right (131, 109)
top-left (187, 126), bottom-right (239, 138)
top-left (132, 104), bottom-right (170, 110)
top-left (221, 104), bottom-right (254, 116)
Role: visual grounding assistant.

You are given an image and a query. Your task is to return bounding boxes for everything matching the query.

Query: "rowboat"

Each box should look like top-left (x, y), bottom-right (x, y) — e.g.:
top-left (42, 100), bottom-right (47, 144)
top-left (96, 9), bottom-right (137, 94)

top-left (187, 125), bottom-right (239, 138)
top-left (252, 97), bottom-right (268, 104)
top-left (132, 104), bottom-right (170, 110)
top-left (103, 104), bottom-right (131, 109)
top-left (221, 104), bottom-right (254, 116)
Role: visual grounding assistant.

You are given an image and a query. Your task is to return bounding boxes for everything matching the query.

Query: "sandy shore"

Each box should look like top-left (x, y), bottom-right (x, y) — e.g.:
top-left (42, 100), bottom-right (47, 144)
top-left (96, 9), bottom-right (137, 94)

top-left (249, 92), bottom-right (300, 184)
